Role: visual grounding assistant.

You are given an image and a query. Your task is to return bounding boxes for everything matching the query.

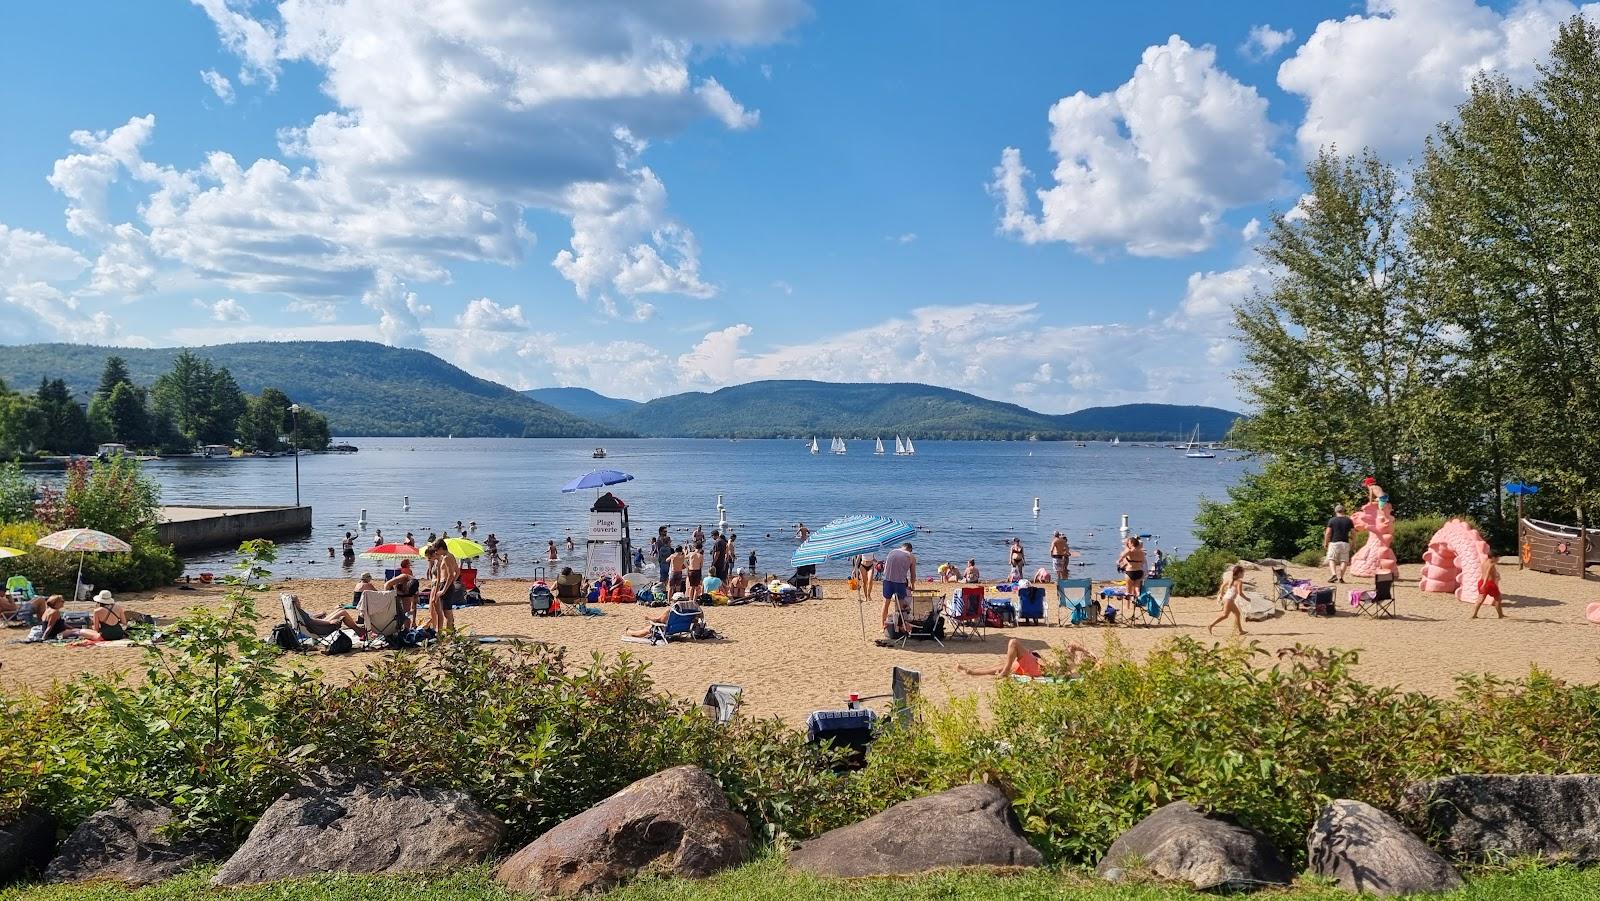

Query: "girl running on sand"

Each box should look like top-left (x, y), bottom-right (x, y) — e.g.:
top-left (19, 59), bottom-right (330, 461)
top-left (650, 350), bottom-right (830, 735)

top-left (1208, 564), bottom-right (1248, 636)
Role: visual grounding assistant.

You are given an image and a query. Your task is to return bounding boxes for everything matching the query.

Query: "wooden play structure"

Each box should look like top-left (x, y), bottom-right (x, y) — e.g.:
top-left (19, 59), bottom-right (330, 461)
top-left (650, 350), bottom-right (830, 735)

top-left (1518, 517), bottom-right (1599, 576)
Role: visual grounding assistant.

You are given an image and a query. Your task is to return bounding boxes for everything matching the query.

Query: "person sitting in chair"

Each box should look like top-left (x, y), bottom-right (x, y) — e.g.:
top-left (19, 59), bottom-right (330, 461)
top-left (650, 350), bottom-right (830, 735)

top-left (624, 593), bottom-right (701, 638)
top-left (384, 560), bottom-right (421, 622)
top-left (554, 566), bottom-right (584, 601)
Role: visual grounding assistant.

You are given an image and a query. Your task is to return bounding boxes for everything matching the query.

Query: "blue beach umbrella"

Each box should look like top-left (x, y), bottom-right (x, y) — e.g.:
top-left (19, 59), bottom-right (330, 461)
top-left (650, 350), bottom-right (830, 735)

top-left (791, 515), bottom-right (918, 567)
top-left (561, 469), bottom-right (635, 493)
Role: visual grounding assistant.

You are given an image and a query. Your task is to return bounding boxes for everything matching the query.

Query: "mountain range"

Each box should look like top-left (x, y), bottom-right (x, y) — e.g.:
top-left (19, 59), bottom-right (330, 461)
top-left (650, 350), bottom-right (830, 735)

top-left (0, 341), bottom-right (1240, 439)
top-left (527, 381), bottom-right (1240, 441)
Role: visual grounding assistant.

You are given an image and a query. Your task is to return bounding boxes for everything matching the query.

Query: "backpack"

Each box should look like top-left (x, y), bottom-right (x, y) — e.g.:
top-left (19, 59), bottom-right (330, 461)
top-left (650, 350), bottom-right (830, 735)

top-left (271, 623), bottom-right (300, 651)
top-left (1070, 603), bottom-right (1089, 626)
top-left (323, 630), bottom-right (353, 655)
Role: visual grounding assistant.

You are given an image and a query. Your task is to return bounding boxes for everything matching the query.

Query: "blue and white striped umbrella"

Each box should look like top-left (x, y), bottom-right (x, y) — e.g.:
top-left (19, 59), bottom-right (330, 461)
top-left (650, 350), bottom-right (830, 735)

top-left (791, 515), bottom-right (918, 567)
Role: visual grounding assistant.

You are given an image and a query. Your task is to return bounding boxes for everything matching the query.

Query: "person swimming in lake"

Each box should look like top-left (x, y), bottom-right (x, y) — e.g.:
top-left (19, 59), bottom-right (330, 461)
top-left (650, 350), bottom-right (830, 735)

top-left (547, 540), bottom-right (558, 564)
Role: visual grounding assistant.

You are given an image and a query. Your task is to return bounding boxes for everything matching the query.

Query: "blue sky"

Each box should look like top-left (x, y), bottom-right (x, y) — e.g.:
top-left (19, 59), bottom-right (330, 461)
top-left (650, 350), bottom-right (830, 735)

top-left (0, 0), bottom-right (1589, 410)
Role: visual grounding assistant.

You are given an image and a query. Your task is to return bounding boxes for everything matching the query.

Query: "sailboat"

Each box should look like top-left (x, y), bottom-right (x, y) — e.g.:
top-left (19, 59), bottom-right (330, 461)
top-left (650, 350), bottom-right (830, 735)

top-left (809, 437), bottom-right (819, 455)
top-left (1183, 425), bottom-right (1215, 459)
top-left (874, 437), bottom-right (885, 455)
top-left (893, 436), bottom-right (906, 455)
top-left (831, 436), bottom-right (847, 455)
top-left (1110, 436), bottom-right (1120, 446)
top-left (903, 436), bottom-right (917, 456)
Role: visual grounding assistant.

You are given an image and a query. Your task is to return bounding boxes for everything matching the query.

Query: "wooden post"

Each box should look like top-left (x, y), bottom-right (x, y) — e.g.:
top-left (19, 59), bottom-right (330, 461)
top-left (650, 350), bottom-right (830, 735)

top-left (1516, 494), bottom-right (1525, 570)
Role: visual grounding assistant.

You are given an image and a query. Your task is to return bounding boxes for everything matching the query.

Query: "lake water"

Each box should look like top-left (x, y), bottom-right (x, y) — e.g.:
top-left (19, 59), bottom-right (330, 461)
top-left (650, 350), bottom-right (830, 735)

top-left (147, 438), bottom-right (1248, 580)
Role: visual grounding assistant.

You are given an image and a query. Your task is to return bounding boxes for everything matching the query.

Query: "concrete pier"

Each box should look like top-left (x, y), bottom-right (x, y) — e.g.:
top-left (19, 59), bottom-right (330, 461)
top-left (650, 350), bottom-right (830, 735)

top-left (157, 505), bottom-right (312, 551)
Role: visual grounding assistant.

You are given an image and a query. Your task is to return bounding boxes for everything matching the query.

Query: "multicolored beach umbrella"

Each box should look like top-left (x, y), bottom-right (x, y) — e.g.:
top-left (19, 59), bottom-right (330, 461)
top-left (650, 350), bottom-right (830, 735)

top-left (361, 543), bottom-right (423, 559)
top-left (36, 528), bottom-right (132, 602)
top-left (790, 515), bottom-right (918, 567)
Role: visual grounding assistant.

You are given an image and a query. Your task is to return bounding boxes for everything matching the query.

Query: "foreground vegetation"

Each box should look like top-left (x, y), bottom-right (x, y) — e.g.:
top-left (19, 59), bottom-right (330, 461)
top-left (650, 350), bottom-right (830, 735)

top-left (9, 858), bottom-right (1600, 901)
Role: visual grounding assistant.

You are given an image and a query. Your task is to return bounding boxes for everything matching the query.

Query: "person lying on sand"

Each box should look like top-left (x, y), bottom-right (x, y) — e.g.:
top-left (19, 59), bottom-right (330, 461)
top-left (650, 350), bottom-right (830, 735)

top-left (958, 640), bottom-right (1094, 680)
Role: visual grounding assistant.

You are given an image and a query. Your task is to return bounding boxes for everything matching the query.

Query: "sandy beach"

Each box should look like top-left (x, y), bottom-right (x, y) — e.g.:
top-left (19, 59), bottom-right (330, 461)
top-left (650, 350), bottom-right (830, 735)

top-left (2, 561), bottom-right (1595, 724)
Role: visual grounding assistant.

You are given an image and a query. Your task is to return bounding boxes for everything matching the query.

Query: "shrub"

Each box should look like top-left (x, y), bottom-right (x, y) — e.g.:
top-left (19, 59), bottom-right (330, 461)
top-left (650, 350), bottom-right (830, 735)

top-left (1162, 545), bottom-right (1240, 597)
top-left (36, 456), bottom-right (161, 538)
top-left (1193, 457), bottom-right (1350, 559)
top-left (1392, 515), bottom-right (1451, 564)
top-left (1291, 547), bottom-right (1324, 567)
top-left (850, 639), bottom-right (1600, 868)
top-left (0, 522), bottom-right (180, 594)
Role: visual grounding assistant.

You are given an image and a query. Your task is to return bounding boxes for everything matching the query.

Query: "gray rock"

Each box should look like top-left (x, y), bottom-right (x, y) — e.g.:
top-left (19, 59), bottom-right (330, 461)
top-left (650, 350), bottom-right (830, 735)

top-left (212, 768), bottom-right (504, 887)
top-left (1308, 799), bottom-right (1463, 897)
top-left (1097, 801), bottom-right (1291, 891)
top-left (0, 811), bottom-right (55, 884)
top-left (1404, 773), bottom-right (1600, 863)
top-left (788, 783), bottom-right (1042, 877)
top-left (47, 800), bottom-right (222, 885)
top-left (495, 766), bottom-right (750, 896)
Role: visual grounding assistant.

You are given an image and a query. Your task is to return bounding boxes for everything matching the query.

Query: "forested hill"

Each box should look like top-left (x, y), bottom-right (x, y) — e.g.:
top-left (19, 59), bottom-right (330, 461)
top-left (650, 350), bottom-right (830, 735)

top-left (534, 380), bottom-right (1241, 440)
top-left (522, 387), bottom-right (642, 421)
top-left (0, 342), bottom-right (623, 438)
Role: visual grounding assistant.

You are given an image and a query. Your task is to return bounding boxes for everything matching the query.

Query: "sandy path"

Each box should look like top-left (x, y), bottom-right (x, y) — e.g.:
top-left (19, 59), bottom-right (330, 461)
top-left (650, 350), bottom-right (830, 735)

top-left (1, 563), bottom-right (1595, 724)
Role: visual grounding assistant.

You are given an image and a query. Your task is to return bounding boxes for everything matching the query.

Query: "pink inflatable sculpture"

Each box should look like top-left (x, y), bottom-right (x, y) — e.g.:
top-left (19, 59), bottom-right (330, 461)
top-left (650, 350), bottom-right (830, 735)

top-left (1348, 502), bottom-right (1397, 578)
top-left (1418, 518), bottom-right (1491, 604)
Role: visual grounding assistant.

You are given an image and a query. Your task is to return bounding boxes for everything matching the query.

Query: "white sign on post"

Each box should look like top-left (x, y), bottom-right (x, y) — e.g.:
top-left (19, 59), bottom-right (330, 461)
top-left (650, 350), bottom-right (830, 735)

top-left (590, 512), bottom-right (623, 541)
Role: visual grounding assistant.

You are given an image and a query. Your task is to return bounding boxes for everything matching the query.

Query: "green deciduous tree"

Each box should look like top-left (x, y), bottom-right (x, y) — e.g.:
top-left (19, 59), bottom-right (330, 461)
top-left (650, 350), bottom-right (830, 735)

top-left (238, 388), bottom-right (292, 452)
top-left (1412, 15), bottom-right (1600, 528)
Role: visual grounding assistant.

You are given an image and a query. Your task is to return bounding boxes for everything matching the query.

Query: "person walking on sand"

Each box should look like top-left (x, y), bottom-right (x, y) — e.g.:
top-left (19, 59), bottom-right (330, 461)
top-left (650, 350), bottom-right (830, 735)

top-left (655, 526), bottom-right (673, 584)
top-left (1324, 504), bottom-right (1355, 583)
top-left (855, 551), bottom-right (878, 604)
top-left (1118, 536), bottom-right (1147, 601)
top-left (1472, 552), bottom-right (1505, 619)
top-left (877, 542), bottom-right (917, 642)
top-left (1208, 564), bottom-right (1249, 636)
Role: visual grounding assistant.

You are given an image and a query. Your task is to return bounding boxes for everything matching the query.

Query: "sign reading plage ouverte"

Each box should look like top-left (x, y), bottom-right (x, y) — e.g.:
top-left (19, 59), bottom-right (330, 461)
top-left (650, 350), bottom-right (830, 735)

top-left (589, 512), bottom-right (623, 541)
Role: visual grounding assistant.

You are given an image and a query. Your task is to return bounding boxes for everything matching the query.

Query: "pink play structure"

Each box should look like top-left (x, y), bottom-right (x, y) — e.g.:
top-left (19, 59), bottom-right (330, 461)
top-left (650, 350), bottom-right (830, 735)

top-left (1348, 502), bottom-right (1396, 578)
top-left (1418, 518), bottom-right (1492, 604)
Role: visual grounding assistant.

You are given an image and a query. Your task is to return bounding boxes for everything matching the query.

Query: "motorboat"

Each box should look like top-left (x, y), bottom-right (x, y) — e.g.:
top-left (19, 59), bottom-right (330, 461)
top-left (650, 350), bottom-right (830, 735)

top-left (592, 447), bottom-right (607, 459)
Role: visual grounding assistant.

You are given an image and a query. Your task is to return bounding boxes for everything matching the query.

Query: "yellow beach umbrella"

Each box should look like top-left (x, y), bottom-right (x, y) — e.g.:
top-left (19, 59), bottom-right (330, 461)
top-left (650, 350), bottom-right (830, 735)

top-left (0, 547), bottom-right (26, 559)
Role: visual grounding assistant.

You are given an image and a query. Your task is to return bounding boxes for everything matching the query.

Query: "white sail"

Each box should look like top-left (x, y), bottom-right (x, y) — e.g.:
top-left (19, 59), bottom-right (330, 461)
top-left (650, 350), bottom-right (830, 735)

top-left (874, 437), bottom-right (885, 455)
top-left (831, 436), bottom-right (846, 454)
top-left (905, 437), bottom-right (916, 455)
top-left (1111, 436), bottom-right (1120, 446)
top-left (894, 436), bottom-right (906, 455)
top-left (809, 437), bottom-right (819, 454)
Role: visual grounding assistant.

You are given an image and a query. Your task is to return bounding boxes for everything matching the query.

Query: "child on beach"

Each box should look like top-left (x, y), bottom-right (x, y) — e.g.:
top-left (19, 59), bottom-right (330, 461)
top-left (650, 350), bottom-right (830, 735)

top-left (1208, 564), bottom-right (1248, 636)
top-left (1472, 553), bottom-right (1505, 619)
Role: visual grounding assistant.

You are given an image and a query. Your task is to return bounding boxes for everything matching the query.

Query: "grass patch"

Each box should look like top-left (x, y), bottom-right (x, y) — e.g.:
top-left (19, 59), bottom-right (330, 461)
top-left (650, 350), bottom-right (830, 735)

top-left (6, 858), bottom-right (1600, 901)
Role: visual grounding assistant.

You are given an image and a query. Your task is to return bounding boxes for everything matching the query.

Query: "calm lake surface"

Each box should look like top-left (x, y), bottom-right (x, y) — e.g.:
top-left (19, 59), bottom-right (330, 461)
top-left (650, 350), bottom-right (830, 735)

top-left (147, 438), bottom-right (1249, 580)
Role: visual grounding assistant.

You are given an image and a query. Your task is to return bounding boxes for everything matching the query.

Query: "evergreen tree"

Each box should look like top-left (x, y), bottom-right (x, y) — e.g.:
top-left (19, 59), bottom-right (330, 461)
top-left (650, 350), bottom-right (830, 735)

top-left (150, 351), bottom-right (212, 447)
top-left (33, 378), bottom-right (93, 454)
top-left (203, 367), bottom-right (247, 446)
top-left (104, 382), bottom-right (153, 448)
top-left (96, 356), bottom-right (133, 399)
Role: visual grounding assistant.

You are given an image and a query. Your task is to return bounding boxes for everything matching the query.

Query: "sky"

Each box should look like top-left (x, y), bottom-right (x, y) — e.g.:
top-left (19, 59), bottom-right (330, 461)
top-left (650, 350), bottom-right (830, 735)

top-left (1, 0), bottom-right (1594, 412)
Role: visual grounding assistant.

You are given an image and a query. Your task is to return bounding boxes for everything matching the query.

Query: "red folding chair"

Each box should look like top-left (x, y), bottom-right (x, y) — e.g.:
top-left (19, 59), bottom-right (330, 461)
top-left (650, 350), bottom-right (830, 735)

top-left (948, 586), bottom-right (987, 640)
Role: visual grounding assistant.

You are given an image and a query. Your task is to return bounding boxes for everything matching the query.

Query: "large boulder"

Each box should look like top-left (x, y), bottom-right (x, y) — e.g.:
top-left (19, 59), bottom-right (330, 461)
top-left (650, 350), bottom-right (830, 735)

top-left (788, 783), bottom-right (1042, 877)
top-left (47, 800), bottom-right (222, 885)
top-left (212, 768), bottom-right (504, 887)
top-left (0, 811), bottom-right (55, 884)
top-left (1307, 799), bottom-right (1463, 897)
top-left (495, 766), bottom-right (750, 896)
top-left (1097, 801), bottom-right (1291, 891)
top-left (1404, 773), bottom-right (1600, 863)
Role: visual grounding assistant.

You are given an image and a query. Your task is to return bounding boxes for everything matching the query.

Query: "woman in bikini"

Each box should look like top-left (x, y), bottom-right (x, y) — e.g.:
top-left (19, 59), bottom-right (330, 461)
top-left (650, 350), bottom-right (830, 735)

top-left (1118, 536), bottom-right (1147, 603)
top-left (1009, 538), bottom-right (1025, 577)
top-left (1472, 552), bottom-right (1505, 619)
top-left (1208, 564), bottom-right (1248, 636)
top-left (856, 552), bottom-right (878, 604)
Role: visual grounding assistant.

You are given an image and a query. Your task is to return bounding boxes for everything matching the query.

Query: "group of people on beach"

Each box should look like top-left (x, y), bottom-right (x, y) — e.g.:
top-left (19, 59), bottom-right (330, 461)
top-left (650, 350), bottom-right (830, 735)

top-left (650, 525), bottom-right (756, 595)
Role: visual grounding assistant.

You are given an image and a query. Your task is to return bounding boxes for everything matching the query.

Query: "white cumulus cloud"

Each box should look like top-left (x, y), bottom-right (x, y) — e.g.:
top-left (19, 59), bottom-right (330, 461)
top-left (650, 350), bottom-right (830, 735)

top-left (206, 297), bottom-right (250, 321)
top-left (200, 69), bottom-right (235, 104)
top-left (1278, 0), bottom-right (1600, 160)
top-left (1242, 24), bottom-right (1296, 60)
top-left (457, 297), bottom-right (530, 331)
top-left (991, 36), bottom-right (1285, 257)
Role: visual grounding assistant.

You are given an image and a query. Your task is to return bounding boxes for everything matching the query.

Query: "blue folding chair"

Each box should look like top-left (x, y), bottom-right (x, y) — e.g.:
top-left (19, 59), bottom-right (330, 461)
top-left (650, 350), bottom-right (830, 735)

top-left (1127, 579), bottom-right (1177, 626)
top-left (1055, 578), bottom-right (1094, 625)
top-left (650, 603), bottom-right (702, 644)
top-left (1017, 585), bottom-right (1046, 624)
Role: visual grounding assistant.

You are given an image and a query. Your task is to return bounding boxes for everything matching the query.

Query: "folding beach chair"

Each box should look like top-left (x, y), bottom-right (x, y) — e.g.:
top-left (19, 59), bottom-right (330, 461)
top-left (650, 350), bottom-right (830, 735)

top-left (1127, 579), bottom-right (1176, 626)
top-left (701, 683), bottom-right (743, 724)
top-left (1356, 572), bottom-right (1397, 618)
top-left (888, 592), bottom-right (945, 648)
top-left (279, 593), bottom-right (341, 649)
top-left (806, 708), bottom-right (878, 770)
top-left (856, 666), bottom-right (921, 726)
top-left (1055, 578), bottom-right (1094, 625)
top-left (358, 589), bottom-right (405, 639)
top-left (5, 576), bottom-right (34, 602)
top-left (649, 602), bottom-right (705, 644)
top-left (1017, 585), bottom-right (1047, 625)
top-left (947, 587), bottom-right (987, 640)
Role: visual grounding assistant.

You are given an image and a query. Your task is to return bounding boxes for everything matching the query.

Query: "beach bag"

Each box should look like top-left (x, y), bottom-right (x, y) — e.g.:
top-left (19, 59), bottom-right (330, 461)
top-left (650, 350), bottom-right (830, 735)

top-left (1140, 592), bottom-right (1161, 619)
top-left (1102, 604), bottom-right (1118, 624)
top-left (1070, 603), bottom-right (1089, 625)
top-left (323, 630), bottom-right (354, 655)
top-left (271, 623), bottom-right (300, 651)
top-left (1309, 587), bottom-right (1335, 616)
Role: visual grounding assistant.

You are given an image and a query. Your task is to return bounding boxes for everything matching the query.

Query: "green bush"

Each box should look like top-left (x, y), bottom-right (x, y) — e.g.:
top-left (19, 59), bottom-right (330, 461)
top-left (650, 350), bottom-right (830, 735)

top-left (1291, 547), bottom-right (1324, 567)
top-left (850, 639), bottom-right (1600, 868)
top-left (1162, 545), bottom-right (1240, 597)
top-left (1194, 457), bottom-right (1351, 560)
top-left (1392, 516), bottom-right (1450, 564)
top-left (0, 522), bottom-right (179, 594)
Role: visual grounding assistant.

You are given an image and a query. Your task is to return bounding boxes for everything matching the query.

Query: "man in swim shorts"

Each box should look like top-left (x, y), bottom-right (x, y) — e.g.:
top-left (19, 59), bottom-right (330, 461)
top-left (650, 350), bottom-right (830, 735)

top-left (879, 542), bottom-right (916, 636)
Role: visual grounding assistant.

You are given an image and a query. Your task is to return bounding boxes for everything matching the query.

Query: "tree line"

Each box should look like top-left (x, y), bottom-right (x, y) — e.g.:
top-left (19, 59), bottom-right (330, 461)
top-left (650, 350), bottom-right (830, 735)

top-left (1219, 16), bottom-right (1600, 553)
top-left (0, 352), bottom-right (331, 458)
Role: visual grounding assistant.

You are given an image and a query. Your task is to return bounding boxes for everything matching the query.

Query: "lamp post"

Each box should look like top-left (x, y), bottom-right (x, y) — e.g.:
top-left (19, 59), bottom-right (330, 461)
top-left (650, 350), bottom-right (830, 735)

top-left (289, 403), bottom-right (301, 507)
